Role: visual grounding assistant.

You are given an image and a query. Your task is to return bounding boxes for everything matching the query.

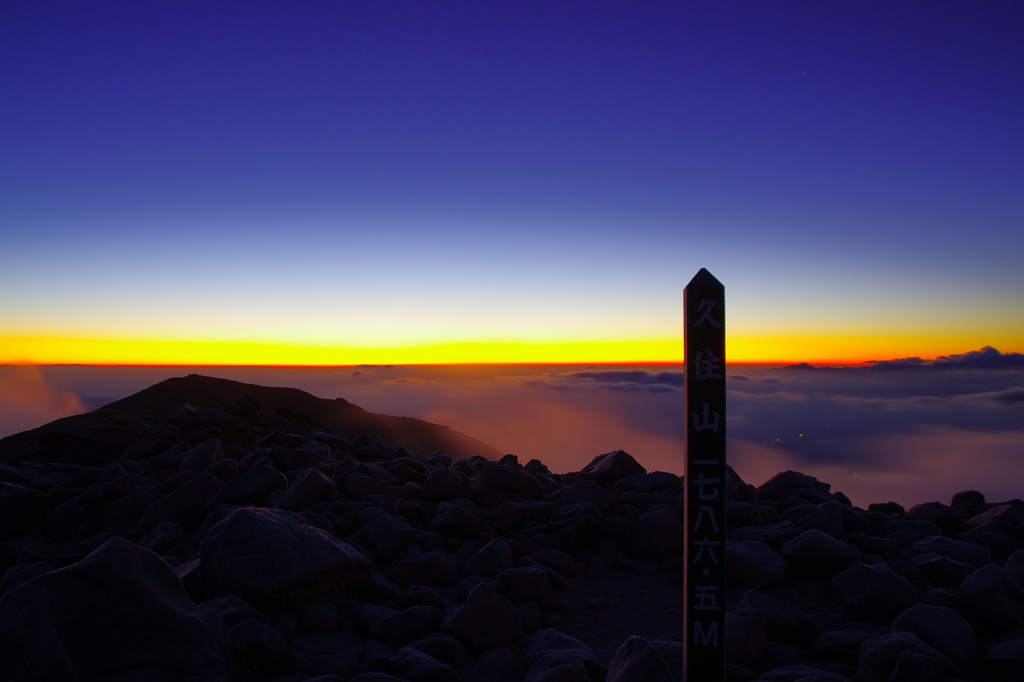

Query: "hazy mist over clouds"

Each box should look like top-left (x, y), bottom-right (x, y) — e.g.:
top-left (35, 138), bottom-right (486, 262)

top-left (3, 351), bottom-right (1022, 508)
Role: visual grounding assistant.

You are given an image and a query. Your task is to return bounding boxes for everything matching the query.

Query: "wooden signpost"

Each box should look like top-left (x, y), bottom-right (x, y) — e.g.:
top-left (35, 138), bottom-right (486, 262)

top-left (683, 268), bottom-right (726, 681)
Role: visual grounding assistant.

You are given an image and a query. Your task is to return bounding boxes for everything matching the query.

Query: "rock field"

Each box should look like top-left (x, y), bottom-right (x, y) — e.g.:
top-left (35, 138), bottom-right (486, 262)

top-left (1, 375), bottom-right (1024, 682)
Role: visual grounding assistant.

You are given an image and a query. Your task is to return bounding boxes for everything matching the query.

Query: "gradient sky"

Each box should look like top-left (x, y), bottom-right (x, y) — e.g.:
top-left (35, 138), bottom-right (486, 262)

top-left (2, 2), bottom-right (1023, 364)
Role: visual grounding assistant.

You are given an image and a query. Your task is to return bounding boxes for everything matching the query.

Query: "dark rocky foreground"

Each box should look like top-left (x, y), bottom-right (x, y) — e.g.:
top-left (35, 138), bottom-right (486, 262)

top-left (1, 376), bottom-right (1023, 682)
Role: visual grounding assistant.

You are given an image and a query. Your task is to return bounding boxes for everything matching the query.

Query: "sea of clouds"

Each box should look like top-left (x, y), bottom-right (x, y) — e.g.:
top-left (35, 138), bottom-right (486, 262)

top-left (2, 347), bottom-right (1022, 508)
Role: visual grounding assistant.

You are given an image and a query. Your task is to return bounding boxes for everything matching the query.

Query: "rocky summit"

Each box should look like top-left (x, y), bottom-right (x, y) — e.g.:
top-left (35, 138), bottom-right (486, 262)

top-left (1, 376), bottom-right (1023, 682)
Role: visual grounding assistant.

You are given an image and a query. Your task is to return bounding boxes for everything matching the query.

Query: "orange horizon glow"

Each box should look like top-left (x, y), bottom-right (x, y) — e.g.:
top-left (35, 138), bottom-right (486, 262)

top-left (2, 334), bottom-right (1019, 368)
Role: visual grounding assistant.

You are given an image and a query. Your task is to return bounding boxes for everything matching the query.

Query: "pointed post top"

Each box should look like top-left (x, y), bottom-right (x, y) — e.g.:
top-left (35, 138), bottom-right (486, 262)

top-left (686, 268), bottom-right (722, 290)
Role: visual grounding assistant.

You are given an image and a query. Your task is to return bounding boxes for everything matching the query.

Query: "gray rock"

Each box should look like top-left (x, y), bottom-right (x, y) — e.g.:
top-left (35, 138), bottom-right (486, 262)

top-left (906, 502), bottom-right (964, 536)
top-left (528, 548), bottom-right (577, 576)
top-left (291, 631), bottom-right (362, 678)
top-left (607, 635), bottom-right (673, 682)
top-left (729, 520), bottom-right (803, 549)
top-left (141, 472), bottom-right (223, 531)
top-left (890, 519), bottom-right (943, 538)
top-left (443, 582), bottom-right (521, 651)
top-left (422, 468), bottom-right (461, 503)
top-left (727, 540), bottom-right (789, 589)
top-left (780, 530), bottom-right (862, 578)
top-left (908, 552), bottom-right (976, 586)
top-left (179, 438), bottom-right (225, 473)
top-left (428, 504), bottom-right (482, 538)
top-left (905, 536), bottom-right (991, 567)
top-left (889, 651), bottom-right (942, 682)
top-left (737, 590), bottom-right (794, 642)
top-left (726, 499), bottom-right (774, 528)
top-left (564, 479), bottom-right (615, 512)
top-left (277, 469), bottom-right (339, 511)
top-left (408, 633), bottom-right (471, 670)
top-left (726, 608), bottom-right (767, 668)
top-left (951, 490), bottom-right (988, 517)
top-left (345, 471), bottom-right (390, 498)
top-left (958, 563), bottom-right (1024, 629)
top-left (399, 586), bottom-right (447, 612)
top-left (354, 603), bottom-right (400, 635)
top-left (225, 617), bottom-right (298, 673)
top-left (985, 637), bottom-right (1024, 682)
top-left (550, 501), bottom-right (605, 526)
top-left (1005, 549), bottom-right (1024, 585)
top-left (216, 464), bottom-right (287, 506)
top-left (578, 450), bottom-right (647, 488)
top-left (0, 561), bottom-right (54, 594)
top-left (370, 606), bottom-right (442, 648)
top-left (832, 563), bottom-right (916, 620)
top-left (523, 629), bottom-right (603, 682)
top-left (464, 539), bottom-right (514, 578)
top-left (858, 632), bottom-right (954, 678)
top-left (365, 513), bottom-right (417, 561)
top-left (495, 566), bottom-right (549, 606)
top-left (794, 504), bottom-right (845, 538)
top-left (481, 463), bottom-right (542, 498)
top-left (0, 537), bottom-right (229, 681)
top-left (649, 640), bottom-right (682, 676)
top-left (390, 550), bottom-right (461, 588)
top-left (198, 507), bottom-right (371, 611)
top-left (634, 509), bottom-right (684, 560)
top-left (892, 603), bottom-right (978, 670)
top-left (756, 471), bottom-right (831, 504)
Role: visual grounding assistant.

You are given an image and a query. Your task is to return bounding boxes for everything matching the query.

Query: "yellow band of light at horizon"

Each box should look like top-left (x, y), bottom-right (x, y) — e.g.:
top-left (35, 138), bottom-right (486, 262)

top-left (2, 334), bottom-right (1018, 366)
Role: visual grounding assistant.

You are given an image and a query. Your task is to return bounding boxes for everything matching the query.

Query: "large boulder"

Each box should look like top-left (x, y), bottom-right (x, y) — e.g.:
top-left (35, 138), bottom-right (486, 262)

top-left (958, 563), bottom-right (1024, 630)
top-left (388, 646), bottom-right (460, 682)
top-left (986, 638), bottom-right (1024, 682)
top-left (198, 507), bottom-right (371, 612)
top-left (634, 509), bottom-right (684, 560)
top-left (893, 604), bottom-right (979, 670)
top-left (832, 563), bottom-right (916, 620)
top-left (779, 530), bottom-right (862, 578)
top-left (563, 479), bottom-right (615, 512)
top-left (725, 607), bottom-right (767, 668)
top-left (276, 469), bottom-right (339, 511)
top-left (859, 632), bottom-right (954, 679)
top-left (727, 540), bottom-right (789, 589)
top-left (480, 463), bottom-right (543, 498)
top-left (495, 566), bottom-right (549, 606)
top-left (607, 636), bottom-right (673, 682)
top-left (215, 465), bottom-right (287, 506)
top-left (756, 471), bottom-right (831, 504)
top-left (141, 473), bottom-right (223, 531)
top-left (578, 450), bottom-right (646, 488)
top-left (443, 582), bottom-right (521, 651)
top-left (464, 539), bottom-right (515, 578)
top-left (905, 536), bottom-right (991, 568)
top-left (523, 629), bottom-right (603, 682)
top-left (365, 513), bottom-right (417, 561)
top-left (0, 537), bottom-right (229, 681)
top-left (370, 606), bottom-right (442, 649)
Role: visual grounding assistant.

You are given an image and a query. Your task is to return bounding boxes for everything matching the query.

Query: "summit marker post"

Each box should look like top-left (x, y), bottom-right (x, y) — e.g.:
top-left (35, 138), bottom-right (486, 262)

top-left (683, 268), bottom-right (726, 681)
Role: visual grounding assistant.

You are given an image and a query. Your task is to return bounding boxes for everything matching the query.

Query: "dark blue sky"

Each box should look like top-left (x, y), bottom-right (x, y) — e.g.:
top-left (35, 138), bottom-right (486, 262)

top-left (2, 2), bottom-right (1022, 361)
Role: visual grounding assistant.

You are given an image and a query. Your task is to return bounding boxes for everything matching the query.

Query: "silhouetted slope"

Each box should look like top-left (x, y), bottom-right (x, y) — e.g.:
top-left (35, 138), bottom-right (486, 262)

top-left (0, 374), bottom-right (501, 464)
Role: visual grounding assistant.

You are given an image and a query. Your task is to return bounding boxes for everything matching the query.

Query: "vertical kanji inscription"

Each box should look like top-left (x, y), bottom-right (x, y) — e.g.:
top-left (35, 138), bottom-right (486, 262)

top-left (683, 268), bottom-right (726, 682)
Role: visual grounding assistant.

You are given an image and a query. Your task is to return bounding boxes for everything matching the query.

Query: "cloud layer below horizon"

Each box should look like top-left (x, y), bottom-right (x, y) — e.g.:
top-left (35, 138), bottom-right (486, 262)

top-left (3, 352), bottom-right (1022, 509)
